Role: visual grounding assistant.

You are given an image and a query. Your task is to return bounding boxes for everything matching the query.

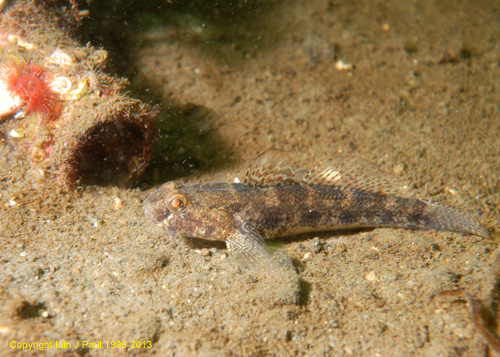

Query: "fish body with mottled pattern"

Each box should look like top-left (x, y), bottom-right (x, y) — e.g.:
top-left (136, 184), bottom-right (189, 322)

top-left (143, 150), bottom-right (489, 268)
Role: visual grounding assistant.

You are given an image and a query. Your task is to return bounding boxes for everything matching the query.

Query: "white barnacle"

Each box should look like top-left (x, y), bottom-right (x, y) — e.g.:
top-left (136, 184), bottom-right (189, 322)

top-left (50, 76), bottom-right (72, 95)
top-left (47, 49), bottom-right (74, 67)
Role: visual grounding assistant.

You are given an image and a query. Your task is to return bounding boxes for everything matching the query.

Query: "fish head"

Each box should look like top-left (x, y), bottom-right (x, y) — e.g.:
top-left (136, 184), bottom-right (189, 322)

top-left (143, 181), bottom-right (228, 240)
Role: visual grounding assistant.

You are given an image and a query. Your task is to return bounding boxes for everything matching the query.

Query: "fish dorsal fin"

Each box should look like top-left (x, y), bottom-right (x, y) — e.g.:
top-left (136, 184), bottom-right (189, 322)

top-left (302, 156), bottom-right (404, 195)
top-left (244, 149), bottom-right (298, 187)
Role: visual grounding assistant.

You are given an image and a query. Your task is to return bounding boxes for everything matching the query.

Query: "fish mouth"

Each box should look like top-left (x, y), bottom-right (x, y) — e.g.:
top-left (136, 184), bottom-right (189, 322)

top-left (143, 192), bottom-right (162, 225)
top-left (143, 191), bottom-right (176, 237)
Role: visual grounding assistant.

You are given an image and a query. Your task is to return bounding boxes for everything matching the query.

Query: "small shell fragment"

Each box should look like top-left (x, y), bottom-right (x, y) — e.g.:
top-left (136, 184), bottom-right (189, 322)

top-left (335, 60), bottom-right (353, 71)
top-left (302, 252), bottom-right (312, 261)
top-left (9, 129), bottom-right (22, 138)
top-left (113, 197), bottom-right (123, 210)
top-left (365, 270), bottom-right (378, 282)
top-left (8, 34), bottom-right (35, 50)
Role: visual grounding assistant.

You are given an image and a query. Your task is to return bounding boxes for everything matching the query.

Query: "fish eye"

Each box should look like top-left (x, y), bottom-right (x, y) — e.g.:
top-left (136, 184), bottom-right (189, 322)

top-left (167, 193), bottom-right (189, 212)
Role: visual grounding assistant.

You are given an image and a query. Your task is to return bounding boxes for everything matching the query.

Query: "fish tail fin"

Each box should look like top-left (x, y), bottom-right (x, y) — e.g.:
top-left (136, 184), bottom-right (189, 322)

top-left (424, 202), bottom-right (490, 238)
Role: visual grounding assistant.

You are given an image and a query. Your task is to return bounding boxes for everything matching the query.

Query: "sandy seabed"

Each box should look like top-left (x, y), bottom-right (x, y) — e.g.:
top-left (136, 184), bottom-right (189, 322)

top-left (1, 0), bottom-right (500, 355)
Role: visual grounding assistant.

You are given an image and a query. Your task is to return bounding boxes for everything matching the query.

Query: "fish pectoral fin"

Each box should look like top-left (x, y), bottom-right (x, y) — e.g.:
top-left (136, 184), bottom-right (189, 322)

top-left (225, 216), bottom-right (278, 272)
top-left (302, 156), bottom-right (406, 195)
top-left (243, 148), bottom-right (298, 187)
